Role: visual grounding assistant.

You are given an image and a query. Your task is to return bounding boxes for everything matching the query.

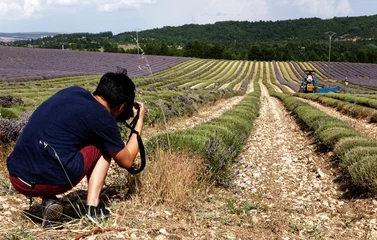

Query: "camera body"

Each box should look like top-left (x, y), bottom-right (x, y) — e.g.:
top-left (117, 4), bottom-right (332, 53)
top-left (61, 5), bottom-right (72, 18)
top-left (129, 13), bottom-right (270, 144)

top-left (133, 102), bottom-right (140, 110)
top-left (117, 102), bottom-right (139, 122)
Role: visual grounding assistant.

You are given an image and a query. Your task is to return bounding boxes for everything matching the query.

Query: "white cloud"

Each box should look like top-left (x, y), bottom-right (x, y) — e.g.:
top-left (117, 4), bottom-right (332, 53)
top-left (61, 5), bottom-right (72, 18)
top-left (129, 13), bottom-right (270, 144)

top-left (0, 0), bottom-right (41, 19)
top-left (198, 0), bottom-right (270, 23)
top-left (24, 0), bottom-right (41, 15)
top-left (46, 0), bottom-right (82, 4)
top-left (275, 0), bottom-right (290, 6)
top-left (293, 0), bottom-right (352, 18)
top-left (335, 0), bottom-right (352, 15)
top-left (94, 0), bottom-right (156, 12)
top-left (46, 0), bottom-right (156, 11)
top-left (0, 0), bottom-right (156, 20)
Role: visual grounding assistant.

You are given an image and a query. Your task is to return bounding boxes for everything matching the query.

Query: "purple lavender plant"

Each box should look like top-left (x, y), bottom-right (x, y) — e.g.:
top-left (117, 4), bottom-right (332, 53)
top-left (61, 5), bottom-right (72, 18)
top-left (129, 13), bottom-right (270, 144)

top-left (0, 95), bottom-right (25, 107)
top-left (0, 111), bottom-right (32, 143)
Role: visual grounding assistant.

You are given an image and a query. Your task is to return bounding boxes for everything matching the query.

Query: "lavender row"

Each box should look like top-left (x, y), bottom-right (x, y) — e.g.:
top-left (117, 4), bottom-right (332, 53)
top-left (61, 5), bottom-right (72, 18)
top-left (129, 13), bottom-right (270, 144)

top-left (272, 61), bottom-right (300, 92)
top-left (0, 46), bottom-right (191, 82)
top-left (311, 61), bottom-right (377, 87)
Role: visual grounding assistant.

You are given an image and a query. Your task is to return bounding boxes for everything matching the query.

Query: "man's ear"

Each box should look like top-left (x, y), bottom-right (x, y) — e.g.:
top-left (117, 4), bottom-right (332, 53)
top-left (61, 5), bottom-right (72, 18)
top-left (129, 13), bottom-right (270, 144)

top-left (116, 102), bottom-right (134, 121)
top-left (112, 103), bottom-right (126, 118)
top-left (118, 102), bottom-right (126, 112)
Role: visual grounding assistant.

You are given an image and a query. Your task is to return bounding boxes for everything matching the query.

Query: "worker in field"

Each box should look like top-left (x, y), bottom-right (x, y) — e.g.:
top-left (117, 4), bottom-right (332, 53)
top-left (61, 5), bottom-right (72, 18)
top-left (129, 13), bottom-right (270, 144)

top-left (6, 68), bottom-right (147, 227)
top-left (345, 77), bottom-right (349, 86)
top-left (307, 72), bottom-right (313, 83)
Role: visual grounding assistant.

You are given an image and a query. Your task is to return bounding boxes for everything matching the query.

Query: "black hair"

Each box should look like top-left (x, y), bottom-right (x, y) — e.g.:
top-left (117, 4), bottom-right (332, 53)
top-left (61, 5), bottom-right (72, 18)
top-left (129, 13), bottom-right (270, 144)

top-left (93, 67), bottom-right (135, 109)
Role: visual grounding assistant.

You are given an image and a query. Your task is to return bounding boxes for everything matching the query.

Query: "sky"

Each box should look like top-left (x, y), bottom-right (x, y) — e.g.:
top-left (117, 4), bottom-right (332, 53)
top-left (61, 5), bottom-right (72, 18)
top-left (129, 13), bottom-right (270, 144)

top-left (0, 0), bottom-right (376, 34)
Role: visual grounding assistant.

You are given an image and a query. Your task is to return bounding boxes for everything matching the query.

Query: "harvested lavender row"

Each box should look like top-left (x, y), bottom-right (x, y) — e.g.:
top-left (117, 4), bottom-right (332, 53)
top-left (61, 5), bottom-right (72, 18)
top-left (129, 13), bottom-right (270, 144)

top-left (272, 61), bottom-right (300, 92)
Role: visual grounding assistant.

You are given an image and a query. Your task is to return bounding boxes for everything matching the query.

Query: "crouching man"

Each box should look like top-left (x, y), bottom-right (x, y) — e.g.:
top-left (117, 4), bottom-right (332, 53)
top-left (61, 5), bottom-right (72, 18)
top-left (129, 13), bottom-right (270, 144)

top-left (6, 68), bottom-right (146, 226)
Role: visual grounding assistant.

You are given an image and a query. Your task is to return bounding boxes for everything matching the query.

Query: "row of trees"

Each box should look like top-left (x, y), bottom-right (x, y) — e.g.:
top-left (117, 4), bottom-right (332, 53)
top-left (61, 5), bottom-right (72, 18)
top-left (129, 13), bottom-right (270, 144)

top-left (4, 32), bottom-right (113, 51)
top-left (121, 39), bottom-right (377, 63)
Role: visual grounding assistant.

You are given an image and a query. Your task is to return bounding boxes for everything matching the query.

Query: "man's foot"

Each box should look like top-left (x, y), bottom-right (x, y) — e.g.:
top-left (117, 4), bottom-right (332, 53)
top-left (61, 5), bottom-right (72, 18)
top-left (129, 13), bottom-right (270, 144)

top-left (41, 197), bottom-right (63, 228)
top-left (85, 202), bottom-right (110, 224)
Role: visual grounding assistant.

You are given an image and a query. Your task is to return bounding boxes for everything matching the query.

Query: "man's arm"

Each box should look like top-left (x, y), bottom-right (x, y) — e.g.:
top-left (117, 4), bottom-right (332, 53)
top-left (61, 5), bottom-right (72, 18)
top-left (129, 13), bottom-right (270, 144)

top-left (110, 102), bottom-right (146, 169)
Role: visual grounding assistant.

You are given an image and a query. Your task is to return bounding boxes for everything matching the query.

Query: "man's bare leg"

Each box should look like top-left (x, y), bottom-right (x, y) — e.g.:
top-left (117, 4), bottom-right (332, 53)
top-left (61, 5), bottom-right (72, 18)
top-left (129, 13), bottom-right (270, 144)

top-left (86, 155), bottom-right (111, 206)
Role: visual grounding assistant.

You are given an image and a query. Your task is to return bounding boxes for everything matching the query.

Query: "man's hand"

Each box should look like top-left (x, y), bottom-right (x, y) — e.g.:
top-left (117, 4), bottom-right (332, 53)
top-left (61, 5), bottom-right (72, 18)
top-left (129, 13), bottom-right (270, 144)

top-left (112, 101), bottom-right (146, 171)
top-left (133, 101), bottom-right (147, 119)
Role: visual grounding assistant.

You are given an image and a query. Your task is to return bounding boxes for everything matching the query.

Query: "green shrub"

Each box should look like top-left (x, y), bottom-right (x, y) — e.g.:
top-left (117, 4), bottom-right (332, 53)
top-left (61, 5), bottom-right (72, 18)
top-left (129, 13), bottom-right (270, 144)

top-left (349, 154), bottom-right (377, 190)
top-left (284, 97), bottom-right (308, 112)
top-left (147, 132), bottom-right (208, 156)
top-left (193, 125), bottom-right (235, 145)
top-left (340, 146), bottom-right (377, 169)
top-left (0, 108), bottom-right (18, 119)
top-left (211, 116), bottom-right (250, 134)
top-left (334, 137), bottom-right (377, 158)
top-left (300, 114), bottom-right (338, 130)
top-left (322, 97), bottom-right (340, 108)
top-left (316, 127), bottom-right (359, 146)
top-left (314, 121), bottom-right (350, 136)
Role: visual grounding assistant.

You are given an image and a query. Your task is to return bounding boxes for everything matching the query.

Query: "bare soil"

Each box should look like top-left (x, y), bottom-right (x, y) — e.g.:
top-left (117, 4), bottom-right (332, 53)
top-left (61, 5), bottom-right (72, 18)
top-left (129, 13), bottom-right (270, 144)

top-left (1, 81), bottom-right (377, 239)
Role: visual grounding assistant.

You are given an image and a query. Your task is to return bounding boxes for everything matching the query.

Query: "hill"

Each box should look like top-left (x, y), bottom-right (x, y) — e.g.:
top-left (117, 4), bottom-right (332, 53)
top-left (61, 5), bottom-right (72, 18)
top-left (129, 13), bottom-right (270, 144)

top-left (114, 15), bottom-right (377, 44)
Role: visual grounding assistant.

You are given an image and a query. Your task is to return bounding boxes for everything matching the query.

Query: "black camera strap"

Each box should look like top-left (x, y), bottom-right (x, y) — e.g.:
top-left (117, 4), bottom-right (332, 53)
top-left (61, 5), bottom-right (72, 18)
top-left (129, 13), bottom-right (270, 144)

top-left (123, 107), bottom-right (146, 174)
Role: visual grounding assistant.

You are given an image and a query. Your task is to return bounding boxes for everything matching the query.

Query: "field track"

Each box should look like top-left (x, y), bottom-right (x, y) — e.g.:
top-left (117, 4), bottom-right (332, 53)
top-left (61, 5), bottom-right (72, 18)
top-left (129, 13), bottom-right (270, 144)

top-left (1, 49), bottom-right (377, 239)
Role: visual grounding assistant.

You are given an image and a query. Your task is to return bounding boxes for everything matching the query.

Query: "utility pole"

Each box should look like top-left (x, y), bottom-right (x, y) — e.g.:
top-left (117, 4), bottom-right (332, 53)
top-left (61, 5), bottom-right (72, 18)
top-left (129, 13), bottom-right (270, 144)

top-left (325, 31), bottom-right (336, 80)
top-left (136, 30), bottom-right (139, 56)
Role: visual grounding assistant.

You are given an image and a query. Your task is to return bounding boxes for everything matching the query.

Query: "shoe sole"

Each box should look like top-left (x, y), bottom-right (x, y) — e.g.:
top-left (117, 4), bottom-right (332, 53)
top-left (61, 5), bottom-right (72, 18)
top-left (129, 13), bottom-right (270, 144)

top-left (41, 203), bottom-right (63, 227)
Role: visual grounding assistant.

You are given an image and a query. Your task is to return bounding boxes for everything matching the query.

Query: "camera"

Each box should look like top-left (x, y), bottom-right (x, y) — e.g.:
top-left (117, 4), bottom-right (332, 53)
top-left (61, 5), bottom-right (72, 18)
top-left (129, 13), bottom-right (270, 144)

top-left (116, 102), bottom-right (139, 122)
top-left (133, 102), bottom-right (140, 110)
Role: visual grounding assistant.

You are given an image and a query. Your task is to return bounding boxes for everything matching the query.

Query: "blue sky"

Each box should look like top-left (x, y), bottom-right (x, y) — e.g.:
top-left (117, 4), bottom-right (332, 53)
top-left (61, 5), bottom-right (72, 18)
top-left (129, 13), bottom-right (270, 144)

top-left (0, 0), bottom-right (376, 34)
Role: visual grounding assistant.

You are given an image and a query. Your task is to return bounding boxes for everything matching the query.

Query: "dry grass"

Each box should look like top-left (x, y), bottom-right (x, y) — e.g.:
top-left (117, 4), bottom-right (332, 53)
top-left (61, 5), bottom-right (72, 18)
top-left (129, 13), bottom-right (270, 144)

top-left (0, 142), bottom-right (14, 167)
top-left (137, 148), bottom-right (205, 207)
top-left (0, 143), bottom-right (14, 195)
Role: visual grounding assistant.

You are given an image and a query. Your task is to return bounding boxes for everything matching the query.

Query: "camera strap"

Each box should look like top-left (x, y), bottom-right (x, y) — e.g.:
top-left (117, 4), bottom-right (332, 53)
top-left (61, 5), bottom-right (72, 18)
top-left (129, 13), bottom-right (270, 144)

top-left (123, 108), bottom-right (146, 174)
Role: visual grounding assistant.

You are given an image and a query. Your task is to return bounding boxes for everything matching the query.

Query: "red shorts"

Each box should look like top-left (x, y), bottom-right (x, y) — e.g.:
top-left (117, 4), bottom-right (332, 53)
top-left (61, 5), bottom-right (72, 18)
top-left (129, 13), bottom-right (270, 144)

top-left (9, 145), bottom-right (102, 198)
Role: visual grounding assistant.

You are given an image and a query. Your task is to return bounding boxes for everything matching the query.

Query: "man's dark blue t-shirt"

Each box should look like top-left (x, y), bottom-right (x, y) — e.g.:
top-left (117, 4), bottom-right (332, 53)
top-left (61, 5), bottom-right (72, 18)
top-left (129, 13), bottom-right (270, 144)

top-left (7, 86), bottom-right (125, 186)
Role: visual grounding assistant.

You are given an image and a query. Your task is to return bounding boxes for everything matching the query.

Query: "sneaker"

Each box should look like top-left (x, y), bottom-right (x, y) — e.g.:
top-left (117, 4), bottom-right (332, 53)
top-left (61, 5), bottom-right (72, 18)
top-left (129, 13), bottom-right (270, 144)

top-left (85, 202), bottom-right (110, 224)
top-left (41, 197), bottom-right (63, 228)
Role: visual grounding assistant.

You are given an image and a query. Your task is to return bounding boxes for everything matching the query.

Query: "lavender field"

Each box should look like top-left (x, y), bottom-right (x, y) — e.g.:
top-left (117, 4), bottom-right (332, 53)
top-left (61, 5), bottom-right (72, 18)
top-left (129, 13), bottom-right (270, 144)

top-left (311, 61), bottom-right (377, 87)
top-left (2, 55), bottom-right (377, 239)
top-left (0, 46), bottom-right (191, 82)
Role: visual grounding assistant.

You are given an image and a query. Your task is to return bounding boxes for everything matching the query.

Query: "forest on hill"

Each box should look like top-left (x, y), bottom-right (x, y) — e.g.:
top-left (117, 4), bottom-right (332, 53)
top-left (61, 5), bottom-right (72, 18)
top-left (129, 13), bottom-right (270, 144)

top-left (114, 15), bottom-right (377, 44)
top-left (2, 15), bottom-right (377, 63)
